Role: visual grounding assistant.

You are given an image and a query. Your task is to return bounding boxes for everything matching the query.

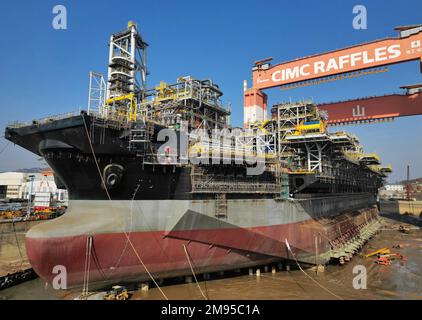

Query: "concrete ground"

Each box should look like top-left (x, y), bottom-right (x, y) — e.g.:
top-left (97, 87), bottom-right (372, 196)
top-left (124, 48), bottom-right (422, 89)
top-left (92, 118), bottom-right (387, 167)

top-left (130, 214), bottom-right (422, 300)
top-left (0, 221), bottom-right (41, 277)
top-left (380, 200), bottom-right (422, 217)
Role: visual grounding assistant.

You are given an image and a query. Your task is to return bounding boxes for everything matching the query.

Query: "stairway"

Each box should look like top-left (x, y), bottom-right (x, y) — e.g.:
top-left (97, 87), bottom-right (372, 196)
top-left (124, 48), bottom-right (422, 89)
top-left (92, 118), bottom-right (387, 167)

top-left (215, 193), bottom-right (228, 218)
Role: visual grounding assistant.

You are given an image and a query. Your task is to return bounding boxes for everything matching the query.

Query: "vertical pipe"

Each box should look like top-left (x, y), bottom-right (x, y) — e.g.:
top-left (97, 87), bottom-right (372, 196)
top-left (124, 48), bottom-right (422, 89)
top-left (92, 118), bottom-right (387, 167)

top-left (107, 35), bottom-right (114, 99)
top-left (143, 44), bottom-right (147, 89)
top-left (315, 235), bottom-right (319, 275)
top-left (88, 72), bottom-right (92, 114)
top-left (26, 175), bottom-right (34, 219)
top-left (305, 143), bottom-right (311, 172)
top-left (101, 76), bottom-right (106, 117)
top-left (317, 143), bottom-right (322, 173)
top-left (130, 25), bottom-right (136, 93)
top-left (406, 164), bottom-right (411, 201)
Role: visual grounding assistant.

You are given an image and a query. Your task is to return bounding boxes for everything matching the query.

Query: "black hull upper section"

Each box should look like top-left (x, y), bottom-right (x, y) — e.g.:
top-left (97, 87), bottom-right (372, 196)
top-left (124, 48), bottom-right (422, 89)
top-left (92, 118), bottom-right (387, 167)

top-left (6, 114), bottom-right (192, 200)
top-left (5, 113), bottom-right (382, 201)
top-left (48, 153), bottom-right (193, 200)
top-left (6, 115), bottom-right (132, 157)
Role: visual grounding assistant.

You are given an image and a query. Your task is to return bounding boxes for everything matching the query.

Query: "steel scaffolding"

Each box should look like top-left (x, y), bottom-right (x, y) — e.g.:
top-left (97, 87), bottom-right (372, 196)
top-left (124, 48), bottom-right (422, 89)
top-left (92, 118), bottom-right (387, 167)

top-left (87, 72), bottom-right (107, 116)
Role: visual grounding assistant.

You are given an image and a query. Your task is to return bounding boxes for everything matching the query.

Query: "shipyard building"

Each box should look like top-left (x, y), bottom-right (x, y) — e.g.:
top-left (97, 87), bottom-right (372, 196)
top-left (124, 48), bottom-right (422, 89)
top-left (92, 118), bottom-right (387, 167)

top-left (0, 171), bottom-right (68, 206)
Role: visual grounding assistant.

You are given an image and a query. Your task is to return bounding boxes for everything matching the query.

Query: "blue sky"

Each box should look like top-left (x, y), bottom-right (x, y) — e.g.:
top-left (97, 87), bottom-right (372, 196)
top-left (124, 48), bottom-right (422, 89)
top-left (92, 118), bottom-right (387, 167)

top-left (0, 0), bottom-right (421, 182)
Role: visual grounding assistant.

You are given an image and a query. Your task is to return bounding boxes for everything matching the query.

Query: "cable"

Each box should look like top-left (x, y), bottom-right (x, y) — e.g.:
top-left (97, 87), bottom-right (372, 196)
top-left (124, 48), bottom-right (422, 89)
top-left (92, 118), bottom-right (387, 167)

top-left (259, 274), bottom-right (306, 292)
top-left (81, 236), bottom-right (93, 298)
top-left (182, 244), bottom-right (208, 300)
top-left (82, 237), bottom-right (90, 297)
top-left (0, 141), bottom-right (10, 156)
top-left (82, 236), bottom-right (93, 298)
top-left (284, 239), bottom-right (343, 300)
top-left (82, 115), bottom-right (168, 300)
top-left (11, 220), bottom-right (25, 271)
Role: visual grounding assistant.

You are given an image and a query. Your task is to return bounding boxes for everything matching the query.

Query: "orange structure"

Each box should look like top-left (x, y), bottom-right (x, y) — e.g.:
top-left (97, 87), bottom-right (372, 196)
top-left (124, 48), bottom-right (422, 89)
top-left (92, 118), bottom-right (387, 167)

top-left (243, 80), bottom-right (268, 126)
top-left (40, 168), bottom-right (54, 176)
top-left (244, 25), bottom-right (422, 127)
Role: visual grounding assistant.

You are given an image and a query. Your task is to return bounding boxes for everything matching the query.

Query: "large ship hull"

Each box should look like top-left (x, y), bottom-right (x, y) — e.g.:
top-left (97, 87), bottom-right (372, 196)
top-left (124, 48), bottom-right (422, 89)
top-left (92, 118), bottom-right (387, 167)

top-left (26, 197), bottom-right (379, 288)
top-left (6, 114), bottom-right (382, 289)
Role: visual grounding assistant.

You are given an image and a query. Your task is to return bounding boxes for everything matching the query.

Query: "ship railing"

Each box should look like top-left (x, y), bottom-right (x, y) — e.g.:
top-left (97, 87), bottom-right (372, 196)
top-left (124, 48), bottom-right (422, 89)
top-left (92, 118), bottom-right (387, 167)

top-left (88, 111), bottom-right (133, 129)
top-left (192, 181), bottom-right (280, 193)
top-left (7, 111), bottom-right (81, 128)
top-left (141, 81), bottom-right (230, 114)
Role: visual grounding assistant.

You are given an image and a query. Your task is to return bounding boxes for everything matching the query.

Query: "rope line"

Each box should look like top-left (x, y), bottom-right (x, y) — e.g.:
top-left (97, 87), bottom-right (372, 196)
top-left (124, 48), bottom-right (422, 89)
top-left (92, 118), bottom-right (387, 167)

top-left (0, 141), bottom-right (10, 156)
top-left (82, 237), bottom-right (90, 297)
top-left (11, 220), bottom-right (25, 270)
top-left (285, 238), bottom-right (343, 300)
top-left (182, 244), bottom-right (208, 300)
top-left (89, 244), bottom-right (108, 280)
top-left (259, 274), bottom-right (307, 292)
top-left (82, 236), bottom-right (93, 298)
top-left (82, 115), bottom-right (168, 300)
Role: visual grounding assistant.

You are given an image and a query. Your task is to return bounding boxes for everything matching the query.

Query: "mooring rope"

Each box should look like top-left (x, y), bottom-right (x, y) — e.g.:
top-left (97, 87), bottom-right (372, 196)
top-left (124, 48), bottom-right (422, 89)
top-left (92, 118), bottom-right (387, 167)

top-left (182, 244), bottom-right (208, 300)
top-left (11, 220), bottom-right (25, 271)
top-left (82, 237), bottom-right (89, 297)
top-left (82, 115), bottom-right (168, 300)
top-left (284, 239), bottom-right (343, 300)
top-left (0, 141), bottom-right (10, 156)
top-left (81, 236), bottom-right (93, 298)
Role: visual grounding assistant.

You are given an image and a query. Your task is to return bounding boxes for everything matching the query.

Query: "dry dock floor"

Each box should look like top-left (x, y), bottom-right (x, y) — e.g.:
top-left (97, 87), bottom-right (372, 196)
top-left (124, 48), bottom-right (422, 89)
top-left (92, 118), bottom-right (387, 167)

top-left (1, 214), bottom-right (422, 300)
top-left (0, 221), bottom-right (38, 278)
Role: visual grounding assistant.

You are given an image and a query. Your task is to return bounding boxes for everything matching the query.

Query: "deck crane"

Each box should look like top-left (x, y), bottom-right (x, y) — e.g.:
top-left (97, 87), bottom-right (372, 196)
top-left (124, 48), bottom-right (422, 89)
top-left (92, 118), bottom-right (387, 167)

top-left (244, 25), bottom-right (422, 127)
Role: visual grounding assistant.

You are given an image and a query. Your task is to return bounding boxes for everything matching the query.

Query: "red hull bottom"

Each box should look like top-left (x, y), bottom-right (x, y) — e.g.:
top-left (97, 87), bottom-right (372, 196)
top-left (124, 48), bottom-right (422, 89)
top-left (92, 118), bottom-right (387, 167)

top-left (25, 222), bottom-right (320, 288)
top-left (25, 208), bottom-right (379, 289)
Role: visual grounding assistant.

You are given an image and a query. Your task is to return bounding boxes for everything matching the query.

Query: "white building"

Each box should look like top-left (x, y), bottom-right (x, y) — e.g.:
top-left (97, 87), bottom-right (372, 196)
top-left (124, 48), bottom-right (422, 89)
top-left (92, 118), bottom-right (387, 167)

top-left (385, 184), bottom-right (404, 192)
top-left (0, 172), bottom-right (33, 199)
top-left (20, 174), bottom-right (68, 205)
top-left (0, 171), bottom-right (68, 205)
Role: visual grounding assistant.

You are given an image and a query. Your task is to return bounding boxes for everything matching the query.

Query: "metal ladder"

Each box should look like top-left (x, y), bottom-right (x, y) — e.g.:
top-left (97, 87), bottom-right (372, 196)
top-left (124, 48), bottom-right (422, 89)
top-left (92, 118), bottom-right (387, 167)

top-left (215, 193), bottom-right (228, 218)
top-left (129, 124), bottom-right (150, 156)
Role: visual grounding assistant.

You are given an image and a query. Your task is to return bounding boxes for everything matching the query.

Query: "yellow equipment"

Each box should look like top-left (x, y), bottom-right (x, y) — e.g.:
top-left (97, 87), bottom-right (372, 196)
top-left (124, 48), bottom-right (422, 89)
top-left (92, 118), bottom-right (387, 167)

top-left (0, 210), bottom-right (22, 220)
top-left (104, 285), bottom-right (129, 300)
top-left (358, 153), bottom-right (381, 164)
top-left (365, 247), bottom-right (390, 258)
top-left (106, 93), bottom-right (138, 122)
top-left (155, 81), bottom-right (176, 102)
top-left (293, 120), bottom-right (326, 136)
top-left (34, 207), bottom-right (54, 214)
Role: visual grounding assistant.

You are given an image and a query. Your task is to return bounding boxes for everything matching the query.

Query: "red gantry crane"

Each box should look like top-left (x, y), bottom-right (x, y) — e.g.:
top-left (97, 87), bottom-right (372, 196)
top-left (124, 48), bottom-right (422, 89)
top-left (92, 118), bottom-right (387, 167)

top-left (317, 84), bottom-right (422, 126)
top-left (244, 25), bottom-right (422, 127)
